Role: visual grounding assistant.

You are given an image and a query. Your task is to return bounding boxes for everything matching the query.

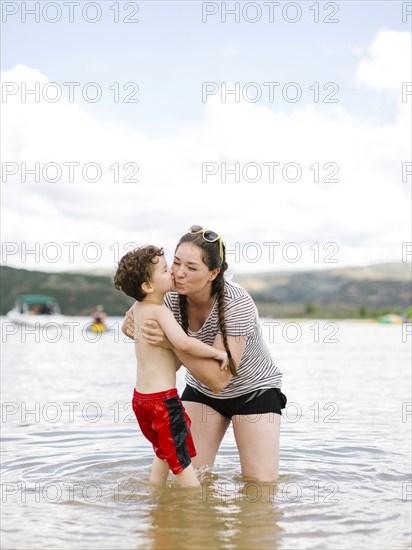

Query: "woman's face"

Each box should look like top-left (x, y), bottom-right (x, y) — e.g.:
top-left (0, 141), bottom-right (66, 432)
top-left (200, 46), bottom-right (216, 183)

top-left (172, 242), bottom-right (219, 296)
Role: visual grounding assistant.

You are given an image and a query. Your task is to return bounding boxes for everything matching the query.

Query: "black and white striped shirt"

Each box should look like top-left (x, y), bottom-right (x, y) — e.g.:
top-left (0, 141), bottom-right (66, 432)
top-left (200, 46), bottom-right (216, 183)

top-left (164, 279), bottom-right (283, 398)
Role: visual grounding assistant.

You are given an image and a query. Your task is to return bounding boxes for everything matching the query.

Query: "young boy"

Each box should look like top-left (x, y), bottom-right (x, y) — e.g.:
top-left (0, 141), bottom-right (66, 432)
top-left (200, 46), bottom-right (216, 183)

top-left (114, 245), bottom-right (228, 488)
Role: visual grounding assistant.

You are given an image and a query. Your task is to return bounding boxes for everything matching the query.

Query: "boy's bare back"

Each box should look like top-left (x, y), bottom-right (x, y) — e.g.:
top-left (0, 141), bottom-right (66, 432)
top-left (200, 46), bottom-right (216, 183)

top-left (132, 301), bottom-right (178, 393)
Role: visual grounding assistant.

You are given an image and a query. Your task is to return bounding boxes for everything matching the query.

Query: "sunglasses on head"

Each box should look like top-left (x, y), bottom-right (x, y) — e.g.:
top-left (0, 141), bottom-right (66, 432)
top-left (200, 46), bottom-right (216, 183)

top-left (189, 225), bottom-right (224, 263)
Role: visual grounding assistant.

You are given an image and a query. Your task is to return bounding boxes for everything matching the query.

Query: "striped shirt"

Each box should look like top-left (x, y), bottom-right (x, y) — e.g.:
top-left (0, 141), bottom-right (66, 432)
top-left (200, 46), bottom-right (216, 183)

top-left (164, 279), bottom-right (283, 399)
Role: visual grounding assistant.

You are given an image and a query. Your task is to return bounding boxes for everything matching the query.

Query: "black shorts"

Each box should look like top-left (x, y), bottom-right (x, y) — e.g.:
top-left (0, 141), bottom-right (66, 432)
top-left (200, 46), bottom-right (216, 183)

top-left (181, 385), bottom-right (287, 419)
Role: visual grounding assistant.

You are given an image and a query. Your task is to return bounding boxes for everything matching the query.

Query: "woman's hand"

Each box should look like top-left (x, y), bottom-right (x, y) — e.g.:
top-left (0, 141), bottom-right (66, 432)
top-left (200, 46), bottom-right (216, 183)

top-left (141, 320), bottom-right (172, 349)
top-left (121, 308), bottom-right (135, 339)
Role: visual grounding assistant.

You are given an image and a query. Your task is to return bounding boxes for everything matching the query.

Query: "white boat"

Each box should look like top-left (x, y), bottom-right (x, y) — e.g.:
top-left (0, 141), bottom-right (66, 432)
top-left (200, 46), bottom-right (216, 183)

top-left (6, 294), bottom-right (67, 327)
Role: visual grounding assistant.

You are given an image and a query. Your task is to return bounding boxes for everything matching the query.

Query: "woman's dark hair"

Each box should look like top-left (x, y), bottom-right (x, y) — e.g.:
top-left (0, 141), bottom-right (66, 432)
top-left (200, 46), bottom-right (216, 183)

top-left (114, 245), bottom-right (164, 301)
top-left (176, 233), bottom-right (238, 376)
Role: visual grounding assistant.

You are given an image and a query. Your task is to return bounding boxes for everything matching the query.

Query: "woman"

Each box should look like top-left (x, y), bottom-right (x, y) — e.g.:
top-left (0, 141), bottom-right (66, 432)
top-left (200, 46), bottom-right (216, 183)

top-left (122, 226), bottom-right (286, 481)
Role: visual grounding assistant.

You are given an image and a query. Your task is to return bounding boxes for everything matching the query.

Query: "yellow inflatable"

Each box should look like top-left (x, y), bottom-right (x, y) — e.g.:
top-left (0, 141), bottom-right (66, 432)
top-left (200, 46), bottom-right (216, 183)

top-left (90, 323), bottom-right (107, 333)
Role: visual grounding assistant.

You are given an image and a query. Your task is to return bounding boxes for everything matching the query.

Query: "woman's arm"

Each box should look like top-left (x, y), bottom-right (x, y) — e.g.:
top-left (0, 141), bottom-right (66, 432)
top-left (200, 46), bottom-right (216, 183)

top-left (141, 319), bottom-right (232, 393)
top-left (173, 352), bottom-right (182, 371)
top-left (172, 332), bottom-right (247, 393)
top-left (172, 352), bottom-right (232, 393)
top-left (141, 321), bottom-right (232, 393)
top-left (189, 332), bottom-right (247, 391)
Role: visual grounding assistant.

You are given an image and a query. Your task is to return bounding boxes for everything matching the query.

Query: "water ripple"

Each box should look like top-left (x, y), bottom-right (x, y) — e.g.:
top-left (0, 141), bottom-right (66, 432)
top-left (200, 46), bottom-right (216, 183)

top-left (1, 319), bottom-right (411, 550)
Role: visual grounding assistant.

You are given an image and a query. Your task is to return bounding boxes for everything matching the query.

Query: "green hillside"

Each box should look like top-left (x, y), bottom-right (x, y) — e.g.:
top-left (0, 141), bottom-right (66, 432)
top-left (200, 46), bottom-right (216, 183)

top-left (236, 262), bottom-right (411, 318)
top-left (0, 266), bottom-right (133, 316)
top-left (1, 262), bottom-right (411, 318)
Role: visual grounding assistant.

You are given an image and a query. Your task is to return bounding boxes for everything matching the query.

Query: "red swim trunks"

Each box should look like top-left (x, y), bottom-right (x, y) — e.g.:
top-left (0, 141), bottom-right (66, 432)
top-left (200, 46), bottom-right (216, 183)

top-left (132, 388), bottom-right (196, 475)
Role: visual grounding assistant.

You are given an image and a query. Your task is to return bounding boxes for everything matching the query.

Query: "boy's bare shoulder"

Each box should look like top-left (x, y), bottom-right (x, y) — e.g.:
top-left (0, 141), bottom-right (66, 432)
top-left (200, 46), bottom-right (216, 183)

top-left (133, 302), bottom-right (168, 318)
top-left (150, 304), bottom-right (171, 318)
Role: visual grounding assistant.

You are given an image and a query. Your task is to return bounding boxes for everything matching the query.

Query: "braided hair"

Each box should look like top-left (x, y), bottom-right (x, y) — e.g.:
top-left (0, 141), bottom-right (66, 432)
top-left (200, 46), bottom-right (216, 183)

top-left (176, 233), bottom-right (238, 376)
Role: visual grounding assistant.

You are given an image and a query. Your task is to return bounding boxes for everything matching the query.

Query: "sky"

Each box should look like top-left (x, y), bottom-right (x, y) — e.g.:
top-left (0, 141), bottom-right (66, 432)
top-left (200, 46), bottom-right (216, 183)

top-left (1, 0), bottom-right (411, 275)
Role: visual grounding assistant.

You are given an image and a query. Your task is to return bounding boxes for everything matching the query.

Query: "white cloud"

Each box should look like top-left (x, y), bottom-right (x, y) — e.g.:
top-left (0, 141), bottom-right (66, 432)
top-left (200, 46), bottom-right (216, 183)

top-left (356, 29), bottom-right (411, 91)
top-left (222, 46), bottom-right (238, 58)
top-left (1, 29), bottom-right (411, 274)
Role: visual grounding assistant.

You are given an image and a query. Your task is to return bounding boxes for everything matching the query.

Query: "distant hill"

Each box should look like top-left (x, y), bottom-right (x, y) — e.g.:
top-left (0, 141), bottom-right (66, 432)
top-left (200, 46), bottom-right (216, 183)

top-left (235, 262), bottom-right (411, 318)
top-left (1, 262), bottom-right (411, 318)
top-left (0, 265), bottom-right (133, 316)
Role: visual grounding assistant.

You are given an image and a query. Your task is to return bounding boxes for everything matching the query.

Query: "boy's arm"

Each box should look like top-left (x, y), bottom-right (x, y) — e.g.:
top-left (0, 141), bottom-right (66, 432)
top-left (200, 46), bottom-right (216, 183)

top-left (141, 317), bottom-right (232, 393)
top-left (173, 334), bottom-right (244, 393)
top-left (172, 352), bottom-right (232, 393)
top-left (155, 306), bottom-right (227, 363)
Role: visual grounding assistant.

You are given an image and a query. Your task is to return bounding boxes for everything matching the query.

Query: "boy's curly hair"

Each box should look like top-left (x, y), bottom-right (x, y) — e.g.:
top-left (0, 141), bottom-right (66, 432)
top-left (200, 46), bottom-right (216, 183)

top-left (113, 245), bottom-right (164, 301)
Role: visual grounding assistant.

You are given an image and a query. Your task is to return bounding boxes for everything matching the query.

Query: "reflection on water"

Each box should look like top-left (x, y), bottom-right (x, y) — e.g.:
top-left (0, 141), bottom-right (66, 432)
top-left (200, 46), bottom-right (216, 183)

top-left (1, 318), bottom-right (411, 549)
top-left (143, 477), bottom-right (283, 550)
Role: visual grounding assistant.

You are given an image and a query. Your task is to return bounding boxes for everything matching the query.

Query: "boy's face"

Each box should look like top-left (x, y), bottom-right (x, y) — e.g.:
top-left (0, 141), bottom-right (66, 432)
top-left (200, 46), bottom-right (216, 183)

top-left (149, 255), bottom-right (175, 294)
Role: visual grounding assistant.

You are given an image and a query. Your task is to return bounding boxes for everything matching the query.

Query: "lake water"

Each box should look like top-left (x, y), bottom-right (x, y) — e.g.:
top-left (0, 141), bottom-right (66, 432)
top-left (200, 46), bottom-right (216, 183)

top-left (1, 317), bottom-right (411, 550)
